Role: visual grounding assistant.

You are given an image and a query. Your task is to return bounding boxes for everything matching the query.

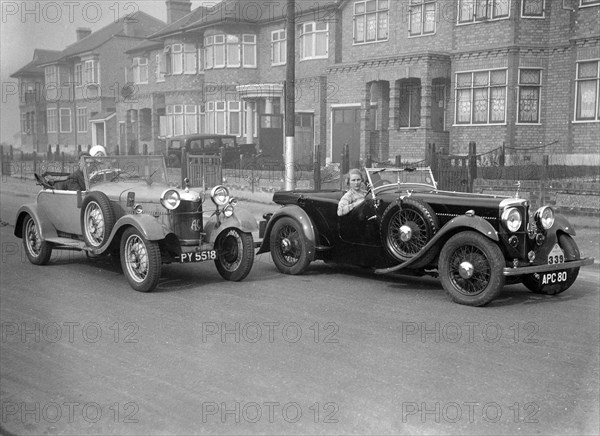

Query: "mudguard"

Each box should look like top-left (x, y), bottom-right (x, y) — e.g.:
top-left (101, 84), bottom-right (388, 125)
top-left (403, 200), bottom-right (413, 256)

top-left (14, 204), bottom-right (58, 241)
top-left (204, 207), bottom-right (259, 244)
top-left (552, 214), bottom-right (576, 236)
top-left (375, 214), bottom-right (499, 275)
top-left (256, 205), bottom-right (317, 259)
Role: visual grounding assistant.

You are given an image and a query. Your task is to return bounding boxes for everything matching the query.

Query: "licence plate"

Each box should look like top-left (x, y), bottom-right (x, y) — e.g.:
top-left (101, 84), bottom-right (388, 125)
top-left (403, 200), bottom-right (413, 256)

top-left (180, 250), bottom-right (217, 263)
top-left (547, 243), bottom-right (565, 265)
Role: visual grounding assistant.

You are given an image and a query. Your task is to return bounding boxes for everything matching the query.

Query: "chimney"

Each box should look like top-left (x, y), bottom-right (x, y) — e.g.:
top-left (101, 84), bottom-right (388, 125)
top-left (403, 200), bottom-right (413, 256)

top-left (76, 27), bottom-right (92, 41)
top-left (123, 16), bottom-right (135, 36)
top-left (166, 0), bottom-right (192, 24)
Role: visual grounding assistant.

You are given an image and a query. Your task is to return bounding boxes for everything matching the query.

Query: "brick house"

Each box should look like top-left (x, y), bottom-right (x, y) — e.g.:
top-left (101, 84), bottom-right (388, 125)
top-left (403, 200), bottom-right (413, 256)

top-left (11, 12), bottom-right (165, 155)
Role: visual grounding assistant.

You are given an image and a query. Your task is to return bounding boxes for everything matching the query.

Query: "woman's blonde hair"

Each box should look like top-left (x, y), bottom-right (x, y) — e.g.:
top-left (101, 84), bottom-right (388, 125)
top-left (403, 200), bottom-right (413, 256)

top-left (346, 168), bottom-right (364, 185)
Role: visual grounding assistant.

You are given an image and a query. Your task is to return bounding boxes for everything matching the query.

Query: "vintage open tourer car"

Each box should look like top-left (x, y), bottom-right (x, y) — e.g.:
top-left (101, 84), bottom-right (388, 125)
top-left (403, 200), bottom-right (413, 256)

top-left (258, 167), bottom-right (594, 306)
top-left (16, 155), bottom-right (259, 292)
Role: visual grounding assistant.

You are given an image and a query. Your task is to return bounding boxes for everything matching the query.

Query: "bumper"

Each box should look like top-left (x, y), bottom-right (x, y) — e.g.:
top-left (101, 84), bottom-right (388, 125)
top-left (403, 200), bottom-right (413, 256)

top-left (503, 257), bottom-right (595, 276)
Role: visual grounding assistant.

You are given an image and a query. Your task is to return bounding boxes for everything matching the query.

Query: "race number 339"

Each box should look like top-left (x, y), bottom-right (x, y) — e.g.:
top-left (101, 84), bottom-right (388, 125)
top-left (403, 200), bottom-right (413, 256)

top-left (547, 244), bottom-right (564, 265)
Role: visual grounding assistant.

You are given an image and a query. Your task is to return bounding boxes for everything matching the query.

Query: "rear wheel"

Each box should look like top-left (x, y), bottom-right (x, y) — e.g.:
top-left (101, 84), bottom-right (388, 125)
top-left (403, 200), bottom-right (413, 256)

top-left (22, 215), bottom-right (52, 265)
top-left (522, 234), bottom-right (580, 295)
top-left (381, 198), bottom-right (439, 268)
top-left (81, 192), bottom-right (115, 249)
top-left (214, 228), bottom-right (254, 281)
top-left (120, 227), bottom-right (162, 292)
top-left (438, 231), bottom-right (505, 306)
top-left (270, 217), bottom-right (310, 275)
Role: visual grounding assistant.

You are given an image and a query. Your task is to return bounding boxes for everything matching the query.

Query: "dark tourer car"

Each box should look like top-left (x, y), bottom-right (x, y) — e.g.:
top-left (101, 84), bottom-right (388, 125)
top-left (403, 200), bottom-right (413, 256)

top-left (258, 167), bottom-right (594, 306)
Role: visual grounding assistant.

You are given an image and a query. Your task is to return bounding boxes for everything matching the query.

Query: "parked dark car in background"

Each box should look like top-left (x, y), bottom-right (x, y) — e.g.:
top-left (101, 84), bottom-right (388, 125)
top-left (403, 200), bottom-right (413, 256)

top-left (16, 155), bottom-right (258, 292)
top-left (166, 134), bottom-right (257, 168)
top-left (258, 167), bottom-right (594, 306)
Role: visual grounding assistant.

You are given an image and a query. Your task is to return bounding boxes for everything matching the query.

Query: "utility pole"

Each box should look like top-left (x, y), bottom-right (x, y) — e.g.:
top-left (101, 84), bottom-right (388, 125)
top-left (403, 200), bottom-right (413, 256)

top-left (284, 0), bottom-right (296, 190)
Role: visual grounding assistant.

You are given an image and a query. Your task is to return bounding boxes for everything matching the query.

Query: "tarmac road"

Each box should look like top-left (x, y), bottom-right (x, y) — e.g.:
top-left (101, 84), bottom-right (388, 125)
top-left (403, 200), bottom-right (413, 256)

top-left (1, 176), bottom-right (599, 435)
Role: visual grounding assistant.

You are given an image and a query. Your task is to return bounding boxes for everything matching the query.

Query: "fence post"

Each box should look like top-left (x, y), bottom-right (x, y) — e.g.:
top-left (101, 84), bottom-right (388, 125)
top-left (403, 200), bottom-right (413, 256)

top-left (500, 142), bottom-right (505, 166)
top-left (426, 143), bottom-right (437, 177)
top-left (468, 141), bottom-right (477, 193)
top-left (181, 147), bottom-right (188, 187)
top-left (20, 150), bottom-right (24, 180)
top-left (340, 144), bottom-right (349, 190)
top-left (395, 155), bottom-right (402, 168)
top-left (61, 152), bottom-right (66, 173)
top-left (313, 144), bottom-right (321, 191)
top-left (33, 151), bottom-right (37, 175)
top-left (540, 155), bottom-right (549, 206)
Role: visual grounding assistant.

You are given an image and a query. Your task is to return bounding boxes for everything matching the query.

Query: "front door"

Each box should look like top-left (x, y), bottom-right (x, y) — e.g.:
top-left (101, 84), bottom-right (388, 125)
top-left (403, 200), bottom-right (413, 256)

top-left (332, 108), bottom-right (361, 168)
top-left (258, 114), bottom-right (283, 163)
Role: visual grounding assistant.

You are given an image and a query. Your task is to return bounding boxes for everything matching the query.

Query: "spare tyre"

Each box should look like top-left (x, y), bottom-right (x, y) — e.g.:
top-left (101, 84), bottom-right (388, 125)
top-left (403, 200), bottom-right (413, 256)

top-left (81, 191), bottom-right (116, 249)
top-left (380, 197), bottom-right (439, 268)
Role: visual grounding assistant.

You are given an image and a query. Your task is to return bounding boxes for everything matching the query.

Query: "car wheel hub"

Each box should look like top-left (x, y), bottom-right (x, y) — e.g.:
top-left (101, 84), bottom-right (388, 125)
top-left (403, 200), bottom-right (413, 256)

top-left (281, 238), bottom-right (292, 253)
top-left (400, 225), bottom-right (412, 242)
top-left (458, 261), bottom-right (474, 279)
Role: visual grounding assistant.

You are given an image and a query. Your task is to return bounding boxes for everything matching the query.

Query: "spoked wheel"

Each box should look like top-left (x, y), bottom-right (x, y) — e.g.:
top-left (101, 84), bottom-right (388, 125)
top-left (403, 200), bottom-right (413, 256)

top-left (270, 217), bottom-right (310, 275)
top-left (438, 231), bottom-right (505, 306)
top-left (22, 215), bottom-right (52, 265)
top-left (214, 228), bottom-right (254, 281)
top-left (381, 198), bottom-right (439, 268)
top-left (120, 227), bottom-right (161, 292)
top-left (81, 192), bottom-right (115, 249)
top-left (522, 234), bottom-right (580, 295)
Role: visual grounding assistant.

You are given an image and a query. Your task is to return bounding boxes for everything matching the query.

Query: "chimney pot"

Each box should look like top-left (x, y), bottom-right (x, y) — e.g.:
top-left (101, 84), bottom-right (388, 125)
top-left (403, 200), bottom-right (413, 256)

top-left (166, 0), bottom-right (192, 24)
top-left (76, 27), bottom-right (92, 41)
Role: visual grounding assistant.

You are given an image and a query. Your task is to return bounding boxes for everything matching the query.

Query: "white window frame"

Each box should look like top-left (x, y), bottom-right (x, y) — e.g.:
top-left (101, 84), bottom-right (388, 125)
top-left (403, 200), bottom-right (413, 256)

top-left (204, 36), bottom-right (214, 70)
top-left (300, 22), bottom-right (329, 60)
top-left (213, 35), bottom-right (226, 68)
top-left (574, 60), bottom-right (600, 122)
top-left (215, 101), bottom-right (226, 134)
top-left (166, 105), bottom-right (174, 137)
top-left (517, 68), bottom-right (542, 124)
top-left (183, 43), bottom-right (197, 74)
top-left (457, 0), bottom-right (511, 24)
top-left (171, 43), bottom-right (183, 75)
top-left (74, 63), bottom-right (83, 86)
top-left (271, 29), bottom-right (286, 66)
top-left (77, 107), bottom-right (88, 133)
top-left (84, 60), bottom-right (99, 85)
top-left (242, 34), bottom-right (257, 68)
top-left (173, 104), bottom-right (184, 136)
top-left (207, 101), bottom-right (215, 133)
top-left (156, 54), bottom-right (165, 82)
top-left (226, 35), bottom-right (241, 68)
top-left (47, 108), bottom-right (57, 133)
top-left (228, 101), bottom-right (241, 135)
top-left (454, 68), bottom-right (508, 125)
top-left (409, 0), bottom-right (436, 37)
top-left (45, 66), bottom-right (58, 85)
top-left (521, 0), bottom-right (545, 18)
top-left (184, 105), bottom-right (198, 134)
top-left (580, 0), bottom-right (600, 7)
top-left (133, 57), bottom-right (148, 84)
top-left (59, 108), bottom-right (72, 133)
top-left (353, 0), bottom-right (390, 44)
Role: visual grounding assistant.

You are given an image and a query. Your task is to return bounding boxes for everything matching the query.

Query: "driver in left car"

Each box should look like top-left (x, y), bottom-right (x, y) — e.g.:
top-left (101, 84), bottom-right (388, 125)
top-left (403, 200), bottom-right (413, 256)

top-left (52, 151), bottom-right (90, 191)
top-left (337, 168), bottom-right (367, 216)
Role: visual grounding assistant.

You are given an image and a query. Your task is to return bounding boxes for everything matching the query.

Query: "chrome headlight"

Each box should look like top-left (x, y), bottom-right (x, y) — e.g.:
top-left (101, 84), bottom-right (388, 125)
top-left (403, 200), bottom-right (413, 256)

top-left (160, 189), bottom-right (181, 210)
top-left (211, 185), bottom-right (230, 206)
top-left (223, 204), bottom-right (235, 217)
top-left (535, 206), bottom-right (555, 230)
top-left (502, 207), bottom-right (522, 232)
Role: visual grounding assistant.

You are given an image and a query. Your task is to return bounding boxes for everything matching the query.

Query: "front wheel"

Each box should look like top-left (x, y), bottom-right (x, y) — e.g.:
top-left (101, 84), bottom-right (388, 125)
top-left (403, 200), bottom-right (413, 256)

top-left (214, 228), bottom-right (254, 281)
top-left (270, 217), bottom-right (310, 275)
top-left (22, 215), bottom-right (52, 265)
top-left (120, 227), bottom-right (162, 292)
top-left (522, 234), bottom-right (580, 295)
top-left (438, 231), bottom-right (505, 306)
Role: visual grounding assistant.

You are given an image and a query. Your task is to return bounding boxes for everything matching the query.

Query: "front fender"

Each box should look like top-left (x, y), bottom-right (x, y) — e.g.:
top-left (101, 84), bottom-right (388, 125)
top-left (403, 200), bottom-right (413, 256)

top-left (14, 204), bottom-right (58, 241)
top-left (256, 205), bottom-right (317, 260)
top-left (552, 214), bottom-right (576, 236)
top-left (96, 214), bottom-right (169, 255)
top-left (204, 207), bottom-right (259, 244)
top-left (375, 214), bottom-right (499, 275)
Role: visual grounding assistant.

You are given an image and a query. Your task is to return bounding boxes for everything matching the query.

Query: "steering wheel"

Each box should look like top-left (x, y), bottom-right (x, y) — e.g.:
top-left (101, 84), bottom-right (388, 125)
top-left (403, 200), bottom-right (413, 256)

top-left (35, 173), bottom-right (54, 189)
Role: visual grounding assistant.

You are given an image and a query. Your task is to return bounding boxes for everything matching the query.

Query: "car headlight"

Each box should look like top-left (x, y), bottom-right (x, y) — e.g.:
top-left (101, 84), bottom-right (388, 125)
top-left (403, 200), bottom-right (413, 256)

top-left (223, 204), bottom-right (234, 217)
top-left (535, 206), bottom-right (555, 230)
top-left (160, 189), bottom-right (181, 210)
top-left (502, 207), bottom-right (522, 232)
top-left (211, 185), bottom-right (230, 206)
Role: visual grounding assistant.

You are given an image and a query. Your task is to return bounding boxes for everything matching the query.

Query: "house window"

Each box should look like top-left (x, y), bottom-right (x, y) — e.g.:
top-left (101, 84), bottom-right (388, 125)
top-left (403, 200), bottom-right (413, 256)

top-left (199, 104), bottom-right (206, 133)
top-left (59, 108), bottom-right (72, 133)
top-left (84, 60), bottom-right (99, 84)
top-left (21, 113), bottom-right (27, 134)
top-left (409, 1), bottom-right (436, 36)
top-left (215, 101), bottom-right (226, 134)
top-left (227, 35), bottom-right (241, 67)
top-left (242, 34), bottom-right (256, 67)
top-left (455, 69), bottom-right (507, 124)
top-left (156, 54), bottom-right (165, 82)
top-left (204, 37), bottom-right (214, 69)
top-left (458, 0), bottom-right (510, 23)
top-left (353, 0), bottom-right (389, 43)
top-left (47, 109), bottom-right (57, 133)
top-left (173, 105), bottom-right (184, 136)
top-left (272, 29), bottom-right (286, 65)
top-left (399, 79), bottom-right (422, 127)
top-left (132, 57), bottom-right (148, 84)
top-left (214, 35), bottom-right (226, 68)
top-left (580, 0), bottom-right (600, 6)
top-left (184, 43), bottom-right (197, 74)
top-left (575, 61), bottom-right (599, 121)
top-left (228, 101), bottom-right (241, 135)
top-left (74, 63), bottom-right (83, 86)
top-left (165, 106), bottom-right (173, 137)
top-left (171, 44), bottom-right (183, 74)
top-left (45, 66), bottom-right (58, 85)
top-left (185, 105), bottom-right (197, 134)
top-left (77, 107), bottom-right (88, 132)
top-left (300, 22), bottom-right (329, 59)
top-left (522, 0), bottom-right (544, 17)
top-left (518, 69), bottom-right (542, 123)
